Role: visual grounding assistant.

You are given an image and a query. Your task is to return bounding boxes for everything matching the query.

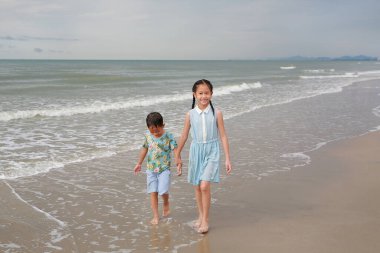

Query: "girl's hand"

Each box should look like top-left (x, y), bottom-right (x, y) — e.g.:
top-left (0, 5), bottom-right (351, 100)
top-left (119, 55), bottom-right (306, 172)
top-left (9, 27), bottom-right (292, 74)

top-left (134, 164), bottom-right (142, 175)
top-left (225, 160), bottom-right (232, 175)
top-left (175, 155), bottom-right (182, 165)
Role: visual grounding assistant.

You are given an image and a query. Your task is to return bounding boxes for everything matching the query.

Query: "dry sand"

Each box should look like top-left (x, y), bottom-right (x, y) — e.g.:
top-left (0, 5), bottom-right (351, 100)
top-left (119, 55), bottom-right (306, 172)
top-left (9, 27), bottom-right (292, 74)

top-left (179, 131), bottom-right (380, 253)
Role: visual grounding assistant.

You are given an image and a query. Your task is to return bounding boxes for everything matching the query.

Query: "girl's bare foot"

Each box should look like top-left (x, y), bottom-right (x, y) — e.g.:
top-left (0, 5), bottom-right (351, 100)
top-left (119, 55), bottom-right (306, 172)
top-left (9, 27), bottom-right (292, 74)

top-left (198, 224), bottom-right (209, 234)
top-left (193, 217), bottom-right (202, 229)
top-left (150, 217), bottom-right (159, 225)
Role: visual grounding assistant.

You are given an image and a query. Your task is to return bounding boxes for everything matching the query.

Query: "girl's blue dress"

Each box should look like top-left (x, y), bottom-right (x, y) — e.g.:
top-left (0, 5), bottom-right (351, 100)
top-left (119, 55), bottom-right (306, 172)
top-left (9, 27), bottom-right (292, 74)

top-left (188, 105), bottom-right (220, 185)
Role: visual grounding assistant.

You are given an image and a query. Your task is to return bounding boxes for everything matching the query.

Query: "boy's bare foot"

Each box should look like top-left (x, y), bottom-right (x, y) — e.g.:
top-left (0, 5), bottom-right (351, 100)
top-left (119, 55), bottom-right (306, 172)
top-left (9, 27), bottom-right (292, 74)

top-left (162, 209), bottom-right (170, 217)
top-left (150, 217), bottom-right (159, 225)
top-left (163, 204), bottom-right (170, 217)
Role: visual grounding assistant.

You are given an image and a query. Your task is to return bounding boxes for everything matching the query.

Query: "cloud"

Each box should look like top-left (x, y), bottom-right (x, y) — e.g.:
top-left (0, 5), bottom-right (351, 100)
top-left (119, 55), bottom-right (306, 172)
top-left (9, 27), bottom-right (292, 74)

top-left (34, 48), bottom-right (43, 53)
top-left (1, 1), bottom-right (379, 59)
top-left (33, 48), bottom-right (66, 54)
top-left (0, 35), bottom-right (78, 42)
top-left (49, 49), bottom-right (65, 54)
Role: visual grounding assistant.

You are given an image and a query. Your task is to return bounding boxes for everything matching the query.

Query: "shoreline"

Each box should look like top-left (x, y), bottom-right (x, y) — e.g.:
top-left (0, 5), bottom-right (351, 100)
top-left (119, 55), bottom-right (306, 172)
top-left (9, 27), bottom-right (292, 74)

top-left (179, 130), bottom-right (380, 253)
top-left (2, 78), bottom-right (379, 181)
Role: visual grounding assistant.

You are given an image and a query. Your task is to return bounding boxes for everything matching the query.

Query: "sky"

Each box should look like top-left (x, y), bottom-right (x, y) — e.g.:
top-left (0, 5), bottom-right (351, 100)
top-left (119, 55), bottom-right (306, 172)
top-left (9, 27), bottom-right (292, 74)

top-left (0, 0), bottom-right (379, 60)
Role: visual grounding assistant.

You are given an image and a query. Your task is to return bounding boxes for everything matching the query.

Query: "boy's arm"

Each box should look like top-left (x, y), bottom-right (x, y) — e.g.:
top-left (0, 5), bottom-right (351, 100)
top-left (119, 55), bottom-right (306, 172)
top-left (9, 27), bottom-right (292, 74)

top-left (134, 148), bottom-right (148, 174)
top-left (217, 110), bottom-right (232, 174)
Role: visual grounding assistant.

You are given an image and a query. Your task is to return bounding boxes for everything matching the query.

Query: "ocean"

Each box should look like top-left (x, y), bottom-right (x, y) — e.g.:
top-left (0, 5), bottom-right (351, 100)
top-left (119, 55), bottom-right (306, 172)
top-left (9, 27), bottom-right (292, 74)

top-left (1, 60), bottom-right (380, 252)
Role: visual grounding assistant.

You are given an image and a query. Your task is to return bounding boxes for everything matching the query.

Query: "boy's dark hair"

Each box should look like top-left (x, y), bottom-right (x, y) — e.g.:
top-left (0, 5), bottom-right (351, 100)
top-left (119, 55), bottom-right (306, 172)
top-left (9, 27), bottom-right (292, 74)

top-left (146, 112), bottom-right (164, 127)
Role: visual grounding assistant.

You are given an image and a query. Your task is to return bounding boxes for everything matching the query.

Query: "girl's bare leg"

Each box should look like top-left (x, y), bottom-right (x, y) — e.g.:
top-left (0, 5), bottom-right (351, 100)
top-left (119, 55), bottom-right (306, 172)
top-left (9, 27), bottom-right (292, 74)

top-left (150, 192), bottom-right (159, 224)
top-left (161, 193), bottom-right (170, 217)
top-left (193, 185), bottom-right (203, 228)
top-left (199, 181), bottom-right (211, 233)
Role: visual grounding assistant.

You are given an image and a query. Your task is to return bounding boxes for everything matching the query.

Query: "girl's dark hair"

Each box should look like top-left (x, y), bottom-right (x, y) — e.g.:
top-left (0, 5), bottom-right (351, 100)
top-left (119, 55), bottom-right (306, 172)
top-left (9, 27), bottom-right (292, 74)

top-left (192, 79), bottom-right (215, 115)
top-left (146, 112), bottom-right (164, 127)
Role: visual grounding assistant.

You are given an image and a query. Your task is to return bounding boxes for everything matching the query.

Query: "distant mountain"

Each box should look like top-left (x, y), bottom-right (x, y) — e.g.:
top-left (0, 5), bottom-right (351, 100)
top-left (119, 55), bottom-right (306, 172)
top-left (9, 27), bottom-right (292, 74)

top-left (268, 55), bottom-right (378, 61)
top-left (333, 55), bottom-right (378, 61)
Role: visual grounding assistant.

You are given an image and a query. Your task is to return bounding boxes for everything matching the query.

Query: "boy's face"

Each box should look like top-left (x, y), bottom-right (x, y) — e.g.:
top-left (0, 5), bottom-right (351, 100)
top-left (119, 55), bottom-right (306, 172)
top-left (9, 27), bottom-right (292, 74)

top-left (148, 125), bottom-right (165, 138)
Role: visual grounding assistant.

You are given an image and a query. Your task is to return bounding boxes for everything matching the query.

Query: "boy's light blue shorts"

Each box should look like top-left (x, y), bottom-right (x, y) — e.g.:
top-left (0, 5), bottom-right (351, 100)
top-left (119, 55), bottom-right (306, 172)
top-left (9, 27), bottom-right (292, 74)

top-left (146, 169), bottom-right (171, 195)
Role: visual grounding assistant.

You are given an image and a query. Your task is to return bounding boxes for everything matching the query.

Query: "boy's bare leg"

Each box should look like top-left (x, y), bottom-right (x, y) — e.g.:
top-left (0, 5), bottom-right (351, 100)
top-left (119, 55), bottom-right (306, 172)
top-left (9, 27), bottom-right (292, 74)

top-left (199, 181), bottom-right (210, 233)
top-left (193, 185), bottom-right (203, 228)
top-left (150, 192), bottom-right (159, 224)
top-left (162, 193), bottom-right (170, 217)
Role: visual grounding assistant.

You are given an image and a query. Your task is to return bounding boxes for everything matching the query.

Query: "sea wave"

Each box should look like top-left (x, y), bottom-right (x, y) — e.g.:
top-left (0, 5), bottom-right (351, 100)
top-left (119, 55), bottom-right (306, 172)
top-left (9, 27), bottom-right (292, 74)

top-left (223, 83), bottom-right (347, 120)
top-left (304, 69), bottom-right (335, 73)
top-left (0, 82), bottom-right (262, 122)
top-left (357, 70), bottom-right (380, 76)
top-left (299, 72), bottom-right (358, 79)
top-left (0, 148), bottom-right (119, 179)
top-left (216, 82), bottom-right (262, 95)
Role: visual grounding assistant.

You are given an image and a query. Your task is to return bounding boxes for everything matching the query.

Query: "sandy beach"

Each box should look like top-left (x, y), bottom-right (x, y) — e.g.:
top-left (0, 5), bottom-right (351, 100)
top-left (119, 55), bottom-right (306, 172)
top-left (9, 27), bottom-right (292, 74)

top-left (1, 116), bottom-right (379, 253)
top-left (179, 130), bottom-right (380, 253)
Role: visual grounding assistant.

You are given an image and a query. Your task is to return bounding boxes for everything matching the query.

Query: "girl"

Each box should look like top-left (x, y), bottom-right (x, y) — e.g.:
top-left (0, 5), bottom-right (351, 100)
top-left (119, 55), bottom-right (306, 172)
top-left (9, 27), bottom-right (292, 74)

top-left (176, 79), bottom-right (232, 233)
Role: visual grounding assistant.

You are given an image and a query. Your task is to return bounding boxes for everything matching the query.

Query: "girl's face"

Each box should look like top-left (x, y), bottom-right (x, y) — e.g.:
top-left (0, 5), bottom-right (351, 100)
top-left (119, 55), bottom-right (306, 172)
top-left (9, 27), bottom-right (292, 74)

top-left (194, 84), bottom-right (212, 108)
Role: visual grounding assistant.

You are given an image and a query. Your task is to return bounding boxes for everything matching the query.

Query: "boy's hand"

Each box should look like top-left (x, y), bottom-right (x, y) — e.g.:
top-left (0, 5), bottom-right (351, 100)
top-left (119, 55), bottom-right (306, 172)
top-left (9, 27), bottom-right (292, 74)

top-left (176, 163), bottom-right (182, 176)
top-left (175, 155), bottom-right (182, 176)
top-left (134, 164), bottom-right (142, 175)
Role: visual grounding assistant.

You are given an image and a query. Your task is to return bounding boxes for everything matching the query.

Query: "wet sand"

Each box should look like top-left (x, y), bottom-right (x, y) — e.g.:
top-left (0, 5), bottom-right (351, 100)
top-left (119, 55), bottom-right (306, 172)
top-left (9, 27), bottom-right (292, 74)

top-left (2, 130), bottom-right (379, 252)
top-left (179, 130), bottom-right (380, 253)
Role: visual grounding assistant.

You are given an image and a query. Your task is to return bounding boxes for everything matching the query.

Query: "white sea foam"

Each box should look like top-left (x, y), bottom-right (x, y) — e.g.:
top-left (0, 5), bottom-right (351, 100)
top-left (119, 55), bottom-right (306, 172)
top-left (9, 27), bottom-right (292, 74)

top-left (372, 105), bottom-right (380, 117)
top-left (0, 243), bottom-right (22, 252)
top-left (214, 83), bottom-right (262, 95)
top-left (280, 66), bottom-right (296, 70)
top-left (281, 152), bottom-right (311, 167)
top-left (0, 160), bottom-right (64, 179)
top-left (215, 82), bottom-right (262, 95)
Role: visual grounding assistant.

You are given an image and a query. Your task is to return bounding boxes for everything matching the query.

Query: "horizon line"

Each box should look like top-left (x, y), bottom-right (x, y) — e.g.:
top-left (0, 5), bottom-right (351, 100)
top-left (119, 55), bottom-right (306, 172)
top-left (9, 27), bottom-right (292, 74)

top-left (0, 55), bottom-right (378, 62)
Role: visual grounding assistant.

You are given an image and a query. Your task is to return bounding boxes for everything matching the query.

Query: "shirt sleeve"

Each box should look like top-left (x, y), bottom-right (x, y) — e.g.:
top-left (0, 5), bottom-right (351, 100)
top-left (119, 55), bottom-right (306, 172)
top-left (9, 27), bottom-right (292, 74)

top-left (142, 133), bottom-right (149, 148)
top-left (168, 132), bottom-right (177, 150)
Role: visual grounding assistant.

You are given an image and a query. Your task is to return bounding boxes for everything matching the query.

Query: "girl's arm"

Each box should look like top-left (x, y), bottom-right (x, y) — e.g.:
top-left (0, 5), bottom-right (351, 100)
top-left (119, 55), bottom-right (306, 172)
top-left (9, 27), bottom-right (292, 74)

top-left (217, 110), bottom-right (232, 174)
top-left (134, 148), bottom-right (148, 174)
top-left (176, 112), bottom-right (191, 164)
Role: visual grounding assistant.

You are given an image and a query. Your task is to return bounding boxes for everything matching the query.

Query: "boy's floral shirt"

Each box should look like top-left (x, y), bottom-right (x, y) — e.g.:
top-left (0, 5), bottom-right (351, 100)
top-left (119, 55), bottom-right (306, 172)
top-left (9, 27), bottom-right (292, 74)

top-left (143, 131), bottom-right (177, 173)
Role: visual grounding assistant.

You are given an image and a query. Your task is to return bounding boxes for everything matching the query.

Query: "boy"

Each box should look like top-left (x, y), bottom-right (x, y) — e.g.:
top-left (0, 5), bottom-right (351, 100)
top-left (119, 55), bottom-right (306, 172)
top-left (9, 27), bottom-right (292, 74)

top-left (134, 112), bottom-right (182, 224)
